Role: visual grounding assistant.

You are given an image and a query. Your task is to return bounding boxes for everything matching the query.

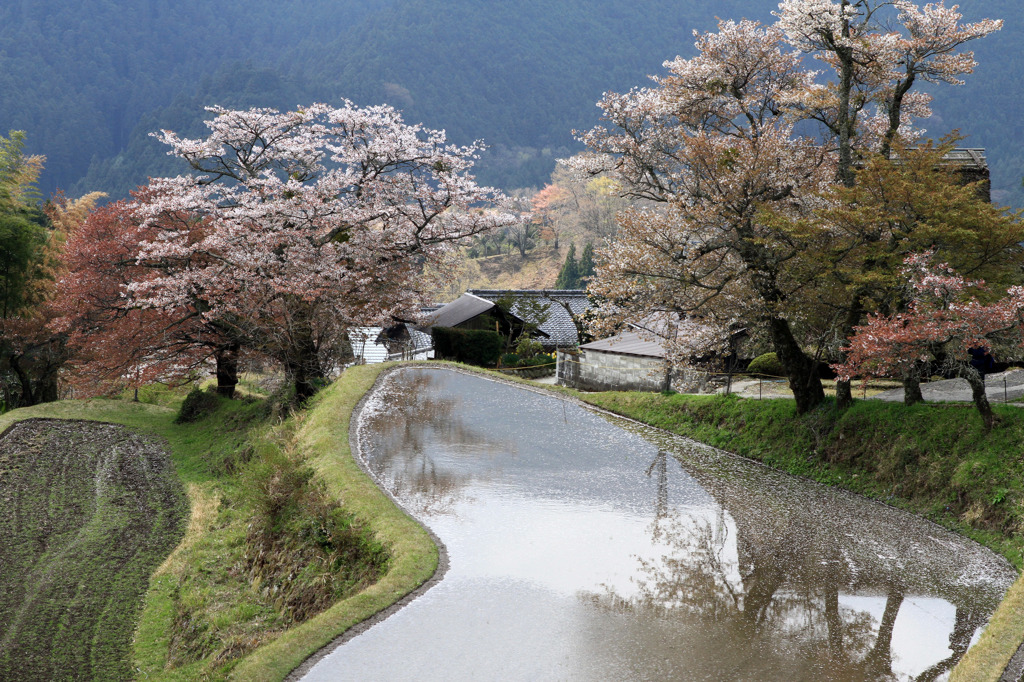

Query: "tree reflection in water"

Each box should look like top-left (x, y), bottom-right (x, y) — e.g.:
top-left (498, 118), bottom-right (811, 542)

top-left (319, 370), bottom-right (1012, 682)
top-left (584, 450), bottom-right (993, 681)
top-left (358, 370), bottom-right (517, 516)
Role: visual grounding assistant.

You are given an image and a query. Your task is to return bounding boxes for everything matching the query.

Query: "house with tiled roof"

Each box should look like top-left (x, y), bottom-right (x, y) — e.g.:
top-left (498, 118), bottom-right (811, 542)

top-left (418, 292), bottom-right (542, 342)
top-left (941, 148), bottom-right (990, 202)
top-left (559, 326), bottom-right (680, 393)
top-left (873, 147), bottom-right (991, 201)
top-left (349, 324), bottom-right (434, 364)
top-left (466, 289), bottom-right (591, 350)
top-left (558, 318), bottom-right (746, 393)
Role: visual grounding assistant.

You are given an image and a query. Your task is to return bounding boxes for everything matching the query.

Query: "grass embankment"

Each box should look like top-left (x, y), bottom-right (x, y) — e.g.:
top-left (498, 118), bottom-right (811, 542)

top-left (576, 390), bottom-right (1024, 681)
top-left (0, 363), bottom-right (438, 681)
top-left (227, 364), bottom-right (438, 681)
top-left (953, 573), bottom-right (1024, 681)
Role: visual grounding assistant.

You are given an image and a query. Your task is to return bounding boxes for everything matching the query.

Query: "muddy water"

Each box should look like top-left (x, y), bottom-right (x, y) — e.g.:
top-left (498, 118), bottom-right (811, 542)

top-left (302, 368), bottom-right (1015, 682)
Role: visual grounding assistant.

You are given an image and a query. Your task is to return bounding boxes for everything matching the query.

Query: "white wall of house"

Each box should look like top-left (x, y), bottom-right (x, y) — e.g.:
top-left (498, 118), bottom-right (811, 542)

top-left (579, 349), bottom-right (669, 391)
top-left (348, 327), bottom-right (434, 364)
top-left (349, 328), bottom-right (390, 364)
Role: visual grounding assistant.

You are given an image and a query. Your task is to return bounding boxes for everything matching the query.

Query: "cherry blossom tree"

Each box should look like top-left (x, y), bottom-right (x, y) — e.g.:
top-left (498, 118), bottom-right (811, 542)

top-left (575, 19), bottom-right (834, 413)
top-left (576, 4), bottom-right (1001, 414)
top-left (775, 0), bottom-right (1001, 405)
top-left (52, 199), bottom-right (242, 398)
top-left (135, 102), bottom-right (512, 400)
top-left (833, 252), bottom-right (1024, 429)
top-left (775, 0), bottom-right (1000, 178)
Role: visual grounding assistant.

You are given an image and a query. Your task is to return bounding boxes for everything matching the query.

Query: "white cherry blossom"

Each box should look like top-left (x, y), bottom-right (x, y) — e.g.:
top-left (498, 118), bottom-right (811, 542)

top-left (134, 102), bottom-right (513, 397)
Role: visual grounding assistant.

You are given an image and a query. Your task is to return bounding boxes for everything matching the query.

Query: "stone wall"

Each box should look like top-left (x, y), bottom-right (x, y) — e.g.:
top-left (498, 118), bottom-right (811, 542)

top-left (557, 349), bottom-right (711, 393)
top-left (555, 350), bottom-right (580, 386)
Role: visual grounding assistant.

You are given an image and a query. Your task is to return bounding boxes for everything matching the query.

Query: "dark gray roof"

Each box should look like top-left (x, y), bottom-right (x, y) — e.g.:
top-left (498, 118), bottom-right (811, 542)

top-left (468, 289), bottom-right (592, 348)
top-left (941, 148), bottom-right (987, 170)
top-left (423, 293), bottom-right (496, 329)
top-left (407, 325), bottom-right (433, 350)
top-left (585, 317), bottom-right (745, 360)
top-left (869, 147), bottom-right (988, 170)
top-left (627, 316), bottom-right (675, 338)
top-left (581, 330), bottom-right (666, 358)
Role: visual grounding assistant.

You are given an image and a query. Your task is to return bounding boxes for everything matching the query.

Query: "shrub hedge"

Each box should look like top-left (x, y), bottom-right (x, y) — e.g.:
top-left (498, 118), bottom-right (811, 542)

top-left (175, 388), bottom-right (221, 423)
top-left (432, 327), bottom-right (503, 366)
top-left (747, 352), bottom-right (785, 378)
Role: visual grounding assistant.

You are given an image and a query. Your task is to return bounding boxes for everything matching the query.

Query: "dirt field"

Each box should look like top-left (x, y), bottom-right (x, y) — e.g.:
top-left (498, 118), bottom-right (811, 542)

top-left (0, 418), bottom-right (187, 681)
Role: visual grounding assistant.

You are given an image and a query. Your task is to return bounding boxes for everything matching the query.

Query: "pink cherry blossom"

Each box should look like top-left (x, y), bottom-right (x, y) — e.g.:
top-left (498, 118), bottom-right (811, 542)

top-left (132, 102), bottom-right (513, 398)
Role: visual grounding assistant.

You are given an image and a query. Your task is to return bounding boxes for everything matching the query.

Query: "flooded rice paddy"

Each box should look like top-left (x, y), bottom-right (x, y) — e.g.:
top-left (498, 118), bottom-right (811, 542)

top-left (302, 368), bottom-right (1015, 682)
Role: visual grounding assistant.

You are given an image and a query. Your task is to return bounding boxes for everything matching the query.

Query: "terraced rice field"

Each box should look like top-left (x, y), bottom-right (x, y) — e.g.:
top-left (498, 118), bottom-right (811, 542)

top-left (0, 418), bottom-right (187, 681)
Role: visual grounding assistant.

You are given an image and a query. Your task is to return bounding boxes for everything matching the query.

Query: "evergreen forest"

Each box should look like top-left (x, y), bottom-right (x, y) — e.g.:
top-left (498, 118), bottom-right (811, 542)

top-left (4, 0), bottom-right (1021, 204)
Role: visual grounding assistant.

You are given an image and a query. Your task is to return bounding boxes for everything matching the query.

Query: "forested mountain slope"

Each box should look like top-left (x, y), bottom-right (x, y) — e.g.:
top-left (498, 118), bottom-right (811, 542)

top-left (0, 0), bottom-right (382, 195)
top-left (927, 0), bottom-right (1023, 206)
top-left (2, 0), bottom-right (1020, 204)
top-left (301, 0), bottom-right (753, 188)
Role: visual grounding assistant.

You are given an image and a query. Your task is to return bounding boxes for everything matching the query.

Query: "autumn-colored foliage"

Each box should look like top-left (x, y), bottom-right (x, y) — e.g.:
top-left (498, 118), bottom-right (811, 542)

top-left (575, 2), bottom-right (1003, 413)
top-left (128, 102), bottom-right (512, 399)
top-left (52, 199), bottom-right (231, 397)
top-left (834, 252), bottom-right (1024, 428)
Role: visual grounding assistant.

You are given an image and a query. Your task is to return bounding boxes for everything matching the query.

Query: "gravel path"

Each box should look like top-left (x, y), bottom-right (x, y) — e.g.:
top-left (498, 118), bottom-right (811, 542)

top-left (871, 369), bottom-right (1024, 404)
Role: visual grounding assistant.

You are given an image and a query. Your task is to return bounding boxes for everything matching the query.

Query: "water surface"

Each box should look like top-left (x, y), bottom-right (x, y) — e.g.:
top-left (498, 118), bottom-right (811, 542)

top-left (303, 368), bottom-right (1015, 681)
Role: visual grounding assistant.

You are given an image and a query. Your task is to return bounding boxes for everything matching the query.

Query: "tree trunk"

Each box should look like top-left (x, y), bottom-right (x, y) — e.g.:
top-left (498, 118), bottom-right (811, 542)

top-left (824, 584), bottom-right (843, 654)
top-left (284, 340), bottom-right (322, 402)
top-left (963, 367), bottom-right (997, 430)
top-left (286, 326), bottom-right (324, 403)
top-left (880, 74), bottom-right (916, 160)
top-left (769, 317), bottom-right (825, 414)
top-left (9, 353), bottom-right (35, 407)
top-left (742, 561), bottom-right (785, 625)
top-left (865, 589), bottom-right (903, 675)
top-left (34, 370), bottom-right (59, 404)
top-left (215, 343), bottom-right (240, 399)
top-left (914, 606), bottom-right (980, 682)
top-left (833, 16), bottom-right (871, 412)
top-left (38, 335), bottom-right (68, 404)
top-left (903, 375), bottom-right (924, 405)
top-left (742, 237), bottom-right (825, 413)
top-left (835, 294), bottom-right (868, 410)
top-left (836, 43), bottom-right (856, 188)
top-left (948, 607), bottom-right (981, 658)
top-left (288, 359), bottom-right (324, 403)
top-left (835, 379), bottom-right (852, 409)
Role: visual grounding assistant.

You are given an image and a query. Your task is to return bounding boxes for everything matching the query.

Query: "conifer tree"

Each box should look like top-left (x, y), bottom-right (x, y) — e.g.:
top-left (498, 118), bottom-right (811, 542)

top-left (555, 243), bottom-right (579, 289)
top-left (578, 242), bottom-right (595, 287)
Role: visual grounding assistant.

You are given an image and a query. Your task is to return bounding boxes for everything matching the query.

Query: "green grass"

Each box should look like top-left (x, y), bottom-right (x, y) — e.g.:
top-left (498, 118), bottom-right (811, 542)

top-left (0, 396), bottom-right (279, 679)
top-left (229, 363), bottom-right (438, 681)
top-left (6, 363), bottom-right (1022, 680)
top-left (0, 363), bottom-right (438, 681)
